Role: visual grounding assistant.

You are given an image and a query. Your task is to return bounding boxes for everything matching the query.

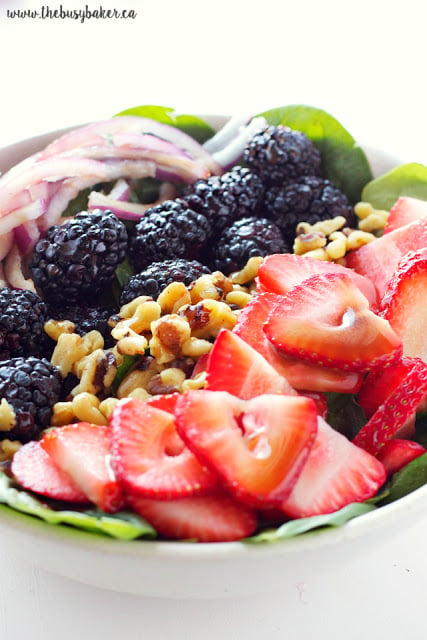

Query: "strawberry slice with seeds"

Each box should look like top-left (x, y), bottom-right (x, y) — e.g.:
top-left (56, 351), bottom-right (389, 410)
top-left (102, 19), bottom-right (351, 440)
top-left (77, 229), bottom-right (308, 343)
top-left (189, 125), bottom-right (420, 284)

top-left (175, 390), bottom-right (318, 507)
top-left (353, 358), bottom-right (427, 455)
top-left (345, 217), bottom-right (427, 300)
top-left (264, 272), bottom-right (402, 372)
top-left (234, 292), bottom-right (363, 394)
top-left (129, 491), bottom-right (258, 542)
top-left (110, 397), bottom-right (218, 499)
top-left (41, 422), bottom-right (124, 513)
top-left (257, 253), bottom-right (378, 308)
top-left (11, 440), bottom-right (89, 503)
top-left (376, 439), bottom-right (427, 477)
top-left (384, 196), bottom-right (427, 234)
top-left (205, 328), bottom-right (296, 399)
top-left (381, 249), bottom-right (427, 361)
top-left (280, 417), bottom-right (387, 518)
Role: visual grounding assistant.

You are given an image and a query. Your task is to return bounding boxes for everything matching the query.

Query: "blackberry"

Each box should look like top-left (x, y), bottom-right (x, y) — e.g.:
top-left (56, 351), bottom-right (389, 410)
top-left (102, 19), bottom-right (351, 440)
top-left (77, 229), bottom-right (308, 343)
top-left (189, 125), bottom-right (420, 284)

top-left (210, 216), bottom-right (288, 275)
top-left (0, 356), bottom-right (62, 443)
top-left (128, 199), bottom-right (211, 273)
top-left (47, 303), bottom-right (116, 348)
top-left (0, 288), bottom-right (51, 360)
top-left (182, 165), bottom-right (265, 234)
top-left (29, 209), bottom-right (128, 304)
top-left (120, 259), bottom-right (211, 305)
top-left (243, 125), bottom-right (322, 187)
top-left (263, 176), bottom-right (356, 246)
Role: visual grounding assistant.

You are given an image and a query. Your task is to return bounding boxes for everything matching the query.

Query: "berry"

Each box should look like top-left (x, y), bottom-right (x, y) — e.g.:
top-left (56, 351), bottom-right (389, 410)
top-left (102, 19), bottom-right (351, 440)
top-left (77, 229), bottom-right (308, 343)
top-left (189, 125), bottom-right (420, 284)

top-left (353, 358), bottom-right (427, 456)
top-left (233, 291), bottom-right (363, 394)
top-left (129, 491), bottom-right (257, 542)
top-left (0, 287), bottom-right (51, 360)
top-left (182, 165), bottom-right (265, 234)
top-left (0, 356), bottom-right (62, 442)
top-left (263, 176), bottom-right (355, 246)
top-left (11, 440), bottom-right (89, 503)
top-left (384, 196), bottom-right (427, 234)
top-left (243, 125), bottom-right (322, 187)
top-left (29, 209), bottom-right (128, 304)
top-left (345, 218), bottom-right (427, 301)
top-left (257, 253), bottom-right (378, 308)
top-left (175, 390), bottom-right (318, 507)
top-left (376, 439), bottom-right (427, 477)
top-left (41, 422), bottom-right (124, 512)
top-left (47, 303), bottom-right (116, 347)
top-left (109, 396), bottom-right (218, 499)
top-left (205, 328), bottom-right (296, 399)
top-left (264, 272), bottom-right (402, 372)
top-left (381, 249), bottom-right (427, 360)
top-left (120, 259), bottom-right (210, 305)
top-left (210, 216), bottom-right (287, 274)
top-left (128, 199), bottom-right (211, 272)
top-left (280, 417), bottom-right (387, 518)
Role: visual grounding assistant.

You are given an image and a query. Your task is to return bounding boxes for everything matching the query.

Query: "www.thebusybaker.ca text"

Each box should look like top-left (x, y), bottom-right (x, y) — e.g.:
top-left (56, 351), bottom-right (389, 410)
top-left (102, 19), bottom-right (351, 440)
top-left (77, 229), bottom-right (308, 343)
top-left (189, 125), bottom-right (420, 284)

top-left (6, 5), bottom-right (137, 22)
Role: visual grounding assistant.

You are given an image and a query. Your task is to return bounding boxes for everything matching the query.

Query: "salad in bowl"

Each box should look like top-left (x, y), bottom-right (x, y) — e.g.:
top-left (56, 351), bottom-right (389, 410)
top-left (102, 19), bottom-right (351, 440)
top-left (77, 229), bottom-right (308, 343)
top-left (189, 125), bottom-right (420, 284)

top-left (0, 103), bottom-right (427, 595)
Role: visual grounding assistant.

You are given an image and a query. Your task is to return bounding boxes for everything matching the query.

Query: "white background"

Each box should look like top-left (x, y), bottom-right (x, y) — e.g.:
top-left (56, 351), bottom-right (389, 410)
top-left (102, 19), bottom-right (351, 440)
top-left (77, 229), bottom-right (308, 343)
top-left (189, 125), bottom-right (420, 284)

top-left (1, 1), bottom-right (427, 638)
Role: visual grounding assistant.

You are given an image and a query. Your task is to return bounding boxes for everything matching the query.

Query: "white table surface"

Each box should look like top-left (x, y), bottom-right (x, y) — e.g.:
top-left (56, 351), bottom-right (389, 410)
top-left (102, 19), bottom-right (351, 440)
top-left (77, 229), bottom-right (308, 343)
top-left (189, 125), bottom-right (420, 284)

top-left (1, 0), bottom-right (427, 637)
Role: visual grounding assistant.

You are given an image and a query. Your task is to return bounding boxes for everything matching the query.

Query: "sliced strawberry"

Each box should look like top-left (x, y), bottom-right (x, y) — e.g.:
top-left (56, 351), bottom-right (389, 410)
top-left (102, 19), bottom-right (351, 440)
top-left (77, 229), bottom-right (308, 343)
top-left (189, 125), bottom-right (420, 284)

top-left (234, 292), bottom-right (363, 394)
top-left (11, 440), bottom-right (89, 504)
top-left (384, 196), bottom-right (427, 234)
top-left (345, 217), bottom-right (427, 300)
top-left (41, 422), bottom-right (124, 513)
top-left (381, 249), bottom-right (427, 361)
top-left (109, 397), bottom-right (218, 499)
top-left (264, 272), bottom-right (401, 372)
top-left (205, 328), bottom-right (296, 399)
top-left (280, 417), bottom-right (387, 518)
top-left (376, 439), bottom-right (427, 477)
top-left (129, 491), bottom-right (258, 542)
top-left (175, 390), bottom-right (318, 507)
top-left (353, 358), bottom-right (427, 455)
top-left (257, 253), bottom-right (378, 308)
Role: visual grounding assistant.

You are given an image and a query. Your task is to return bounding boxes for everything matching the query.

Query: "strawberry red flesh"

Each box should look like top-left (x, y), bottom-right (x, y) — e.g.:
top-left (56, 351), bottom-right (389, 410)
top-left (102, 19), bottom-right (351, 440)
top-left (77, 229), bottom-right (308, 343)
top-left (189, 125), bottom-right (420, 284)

top-left (376, 439), bottom-right (427, 477)
top-left (233, 292), bottom-right (363, 393)
top-left (41, 422), bottom-right (124, 513)
top-left (381, 249), bottom-right (427, 361)
top-left (109, 397), bottom-right (218, 499)
top-left (353, 358), bottom-right (427, 455)
top-left (280, 417), bottom-right (387, 518)
top-left (384, 196), bottom-right (427, 234)
top-left (175, 390), bottom-right (318, 507)
top-left (264, 272), bottom-right (402, 372)
top-left (129, 491), bottom-right (257, 542)
top-left (11, 440), bottom-right (89, 503)
top-left (257, 253), bottom-right (378, 308)
top-left (205, 328), bottom-right (296, 399)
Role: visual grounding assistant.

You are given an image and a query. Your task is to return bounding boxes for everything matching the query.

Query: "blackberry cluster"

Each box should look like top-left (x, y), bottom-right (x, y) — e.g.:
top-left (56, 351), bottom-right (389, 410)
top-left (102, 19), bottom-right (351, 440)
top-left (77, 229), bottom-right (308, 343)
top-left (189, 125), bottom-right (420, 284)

top-left (243, 125), bottom-right (322, 187)
top-left (29, 209), bottom-right (128, 305)
top-left (182, 165), bottom-right (265, 234)
top-left (0, 288), bottom-right (51, 361)
top-left (47, 303), bottom-right (116, 348)
top-left (210, 217), bottom-right (287, 274)
top-left (0, 356), bottom-right (62, 442)
top-left (120, 259), bottom-right (211, 305)
top-left (129, 199), bottom-right (211, 273)
top-left (263, 176), bottom-right (356, 245)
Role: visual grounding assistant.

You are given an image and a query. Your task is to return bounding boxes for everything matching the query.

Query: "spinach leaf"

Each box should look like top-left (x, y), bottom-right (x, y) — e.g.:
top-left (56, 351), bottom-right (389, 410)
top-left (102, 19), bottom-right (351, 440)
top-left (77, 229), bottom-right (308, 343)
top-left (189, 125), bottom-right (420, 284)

top-left (115, 105), bottom-right (215, 144)
top-left (361, 163), bottom-right (427, 210)
top-left (258, 104), bottom-right (373, 203)
top-left (379, 452), bottom-right (427, 505)
top-left (0, 472), bottom-right (155, 540)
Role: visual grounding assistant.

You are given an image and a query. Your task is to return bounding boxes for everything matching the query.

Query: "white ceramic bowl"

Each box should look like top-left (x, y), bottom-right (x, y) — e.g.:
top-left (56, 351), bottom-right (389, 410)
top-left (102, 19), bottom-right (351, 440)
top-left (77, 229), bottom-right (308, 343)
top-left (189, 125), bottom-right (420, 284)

top-left (0, 119), bottom-right (424, 600)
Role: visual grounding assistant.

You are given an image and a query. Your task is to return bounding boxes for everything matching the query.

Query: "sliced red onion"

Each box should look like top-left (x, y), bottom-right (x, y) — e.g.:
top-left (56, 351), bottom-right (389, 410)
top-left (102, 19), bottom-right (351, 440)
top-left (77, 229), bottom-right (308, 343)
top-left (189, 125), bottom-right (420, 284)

top-left (13, 220), bottom-right (40, 255)
top-left (209, 116), bottom-right (267, 169)
top-left (3, 245), bottom-right (36, 291)
top-left (203, 115), bottom-right (252, 153)
top-left (0, 263), bottom-right (7, 288)
top-left (0, 231), bottom-right (13, 261)
top-left (108, 179), bottom-right (130, 202)
top-left (87, 191), bottom-right (153, 220)
top-left (40, 117), bottom-right (222, 175)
